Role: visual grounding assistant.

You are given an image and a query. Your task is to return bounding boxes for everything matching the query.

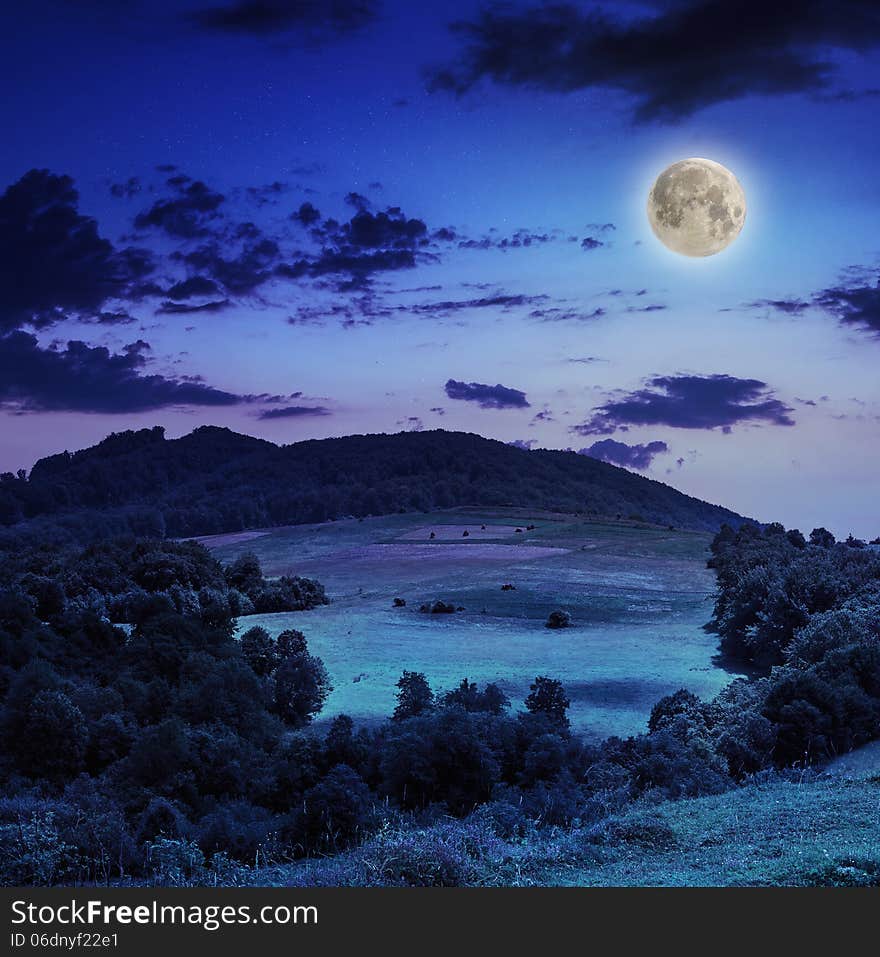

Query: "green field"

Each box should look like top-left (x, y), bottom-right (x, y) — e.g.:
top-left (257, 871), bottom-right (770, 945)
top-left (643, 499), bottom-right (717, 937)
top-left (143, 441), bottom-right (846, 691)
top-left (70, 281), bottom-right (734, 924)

top-left (204, 509), bottom-right (739, 739)
top-left (266, 775), bottom-right (880, 887)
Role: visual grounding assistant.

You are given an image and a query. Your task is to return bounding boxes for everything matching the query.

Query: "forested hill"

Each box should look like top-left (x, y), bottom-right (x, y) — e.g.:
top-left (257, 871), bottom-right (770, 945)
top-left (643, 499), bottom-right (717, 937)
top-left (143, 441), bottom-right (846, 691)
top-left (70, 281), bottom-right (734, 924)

top-left (0, 426), bottom-right (750, 543)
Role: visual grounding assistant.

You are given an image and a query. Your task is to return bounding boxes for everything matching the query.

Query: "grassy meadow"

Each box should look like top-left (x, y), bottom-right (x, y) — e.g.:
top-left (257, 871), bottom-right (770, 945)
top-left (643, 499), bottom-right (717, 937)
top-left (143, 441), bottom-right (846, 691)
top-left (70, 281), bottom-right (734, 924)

top-left (202, 508), bottom-right (738, 740)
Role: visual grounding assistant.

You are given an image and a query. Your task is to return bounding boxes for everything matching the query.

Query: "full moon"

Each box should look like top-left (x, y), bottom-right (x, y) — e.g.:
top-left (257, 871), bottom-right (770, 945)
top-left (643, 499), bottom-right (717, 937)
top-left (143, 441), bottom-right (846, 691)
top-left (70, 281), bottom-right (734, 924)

top-left (647, 158), bottom-right (746, 257)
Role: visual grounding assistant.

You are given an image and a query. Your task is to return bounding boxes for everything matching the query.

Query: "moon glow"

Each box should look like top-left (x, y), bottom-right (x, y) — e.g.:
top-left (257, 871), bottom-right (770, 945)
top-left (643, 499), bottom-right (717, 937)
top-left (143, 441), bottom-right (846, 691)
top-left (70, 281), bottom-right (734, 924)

top-left (647, 158), bottom-right (746, 257)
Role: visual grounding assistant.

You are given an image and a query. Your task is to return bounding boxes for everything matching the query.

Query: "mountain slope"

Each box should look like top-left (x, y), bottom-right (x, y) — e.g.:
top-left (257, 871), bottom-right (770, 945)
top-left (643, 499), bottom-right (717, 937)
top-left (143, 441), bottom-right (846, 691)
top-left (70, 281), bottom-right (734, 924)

top-left (0, 427), bottom-right (751, 543)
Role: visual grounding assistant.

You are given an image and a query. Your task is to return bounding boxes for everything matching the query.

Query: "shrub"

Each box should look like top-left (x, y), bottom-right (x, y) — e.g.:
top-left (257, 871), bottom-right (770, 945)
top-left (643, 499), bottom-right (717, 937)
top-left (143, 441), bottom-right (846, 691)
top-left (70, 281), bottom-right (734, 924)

top-left (146, 838), bottom-right (206, 886)
top-left (356, 818), bottom-right (504, 886)
top-left (545, 610), bottom-right (571, 629)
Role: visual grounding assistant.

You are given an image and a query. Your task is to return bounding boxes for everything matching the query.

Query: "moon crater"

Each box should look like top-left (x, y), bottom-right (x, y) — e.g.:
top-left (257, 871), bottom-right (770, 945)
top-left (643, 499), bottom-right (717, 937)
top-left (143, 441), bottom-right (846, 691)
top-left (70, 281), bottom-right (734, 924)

top-left (647, 158), bottom-right (746, 257)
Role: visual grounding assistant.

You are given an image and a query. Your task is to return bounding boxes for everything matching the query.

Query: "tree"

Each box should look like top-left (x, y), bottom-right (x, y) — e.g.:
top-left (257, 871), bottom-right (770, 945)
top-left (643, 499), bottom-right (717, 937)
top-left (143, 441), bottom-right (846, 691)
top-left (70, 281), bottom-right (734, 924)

top-left (443, 678), bottom-right (509, 714)
top-left (525, 676), bottom-right (570, 730)
top-left (240, 625), bottom-right (277, 676)
top-left (810, 527), bottom-right (836, 548)
top-left (271, 644), bottom-right (332, 728)
top-left (19, 691), bottom-right (88, 781)
top-left (224, 552), bottom-right (263, 595)
top-left (392, 671), bottom-right (433, 720)
top-left (298, 765), bottom-right (374, 853)
top-left (275, 628), bottom-right (307, 660)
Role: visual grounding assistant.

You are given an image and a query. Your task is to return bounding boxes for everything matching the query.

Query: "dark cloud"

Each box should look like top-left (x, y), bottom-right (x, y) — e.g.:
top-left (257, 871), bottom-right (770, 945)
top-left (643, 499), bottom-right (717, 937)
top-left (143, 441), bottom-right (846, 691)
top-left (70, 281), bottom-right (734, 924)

top-left (245, 181), bottom-right (289, 206)
top-left (530, 305), bottom-right (605, 323)
top-left (812, 270), bottom-right (880, 334)
top-left (176, 236), bottom-right (280, 295)
top-left (134, 179), bottom-right (226, 238)
top-left (278, 248), bottom-right (417, 288)
top-left (748, 297), bottom-right (810, 315)
top-left (626, 303), bottom-right (667, 313)
top-left (344, 191), bottom-right (371, 209)
top-left (190, 0), bottom-right (378, 39)
top-left (156, 299), bottom-right (231, 315)
top-left (165, 276), bottom-right (222, 300)
top-left (277, 205), bottom-right (436, 289)
top-left (257, 404), bottom-right (332, 419)
top-left (0, 331), bottom-right (242, 414)
top-left (409, 293), bottom-right (547, 317)
top-left (457, 228), bottom-right (555, 251)
top-left (752, 267), bottom-right (880, 333)
top-left (333, 207), bottom-right (428, 249)
top-left (0, 169), bottom-right (154, 331)
top-left (574, 374), bottom-right (795, 435)
top-left (579, 438), bottom-right (669, 470)
top-left (444, 378), bottom-right (530, 409)
top-left (292, 201), bottom-right (321, 226)
top-left (581, 237), bottom-right (604, 251)
top-left (109, 177), bottom-right (142, 199)
top-left (431, 1), bottom-right (880, 123)
top-left (508, 439), bottom-right (536, 451)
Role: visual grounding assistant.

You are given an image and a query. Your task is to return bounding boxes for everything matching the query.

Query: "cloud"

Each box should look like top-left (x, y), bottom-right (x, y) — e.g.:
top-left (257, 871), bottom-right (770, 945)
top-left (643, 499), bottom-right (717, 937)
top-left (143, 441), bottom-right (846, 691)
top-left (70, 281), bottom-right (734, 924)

top-left (175, 235), bottom-right (280, 295)
top-left (109, 177), bottom-right (142, 199)
top-left (457, 228), bottom-right (556, 251)
top-left (579, 438), bottom-right (669, 470)
top-left (0, 169), bottom-right (154, 331)
top-left (279, 205), bottom-right (438, 289)
top-left (408, 293), bottom-right (548, 317)
top-left (331, 207), bottom-right (428, 249)
top-left (134, 178), bottom-right (226, 238)
top-left (345, 191), bottom-right (371, 209)
top-left (751, 267), bottom-right (880, 334)
top-left (530, 305), bottom-right (605, 323)
top-left (508, 439), bottom-right (536, 450)
top-left (573, 373), bottom-right (795, 435)
top-left (812, 270), bottom-right (880, 334)
top-left (0, 331), bottom-right (242, 413)
top-left (257, 404), bottom-right (331, 419)
top-left (292, 201), bottom-right (321, 226)
top-left (444, 378), bottom-right (530, 409)
top-left (581, 237), bottom-right (604, 251)
top-left (190, 1), bottom-right (378, 39)
top-left (165, 276), bottom-right (222, 300)
top-left (430, 1), bottom-right (880, 123)
top-left (156, 299), bottom-right (232, 315)
top-left (246, 181), bottom-right (290, 206)
top-left (747, 297), bottom-right (810, 315)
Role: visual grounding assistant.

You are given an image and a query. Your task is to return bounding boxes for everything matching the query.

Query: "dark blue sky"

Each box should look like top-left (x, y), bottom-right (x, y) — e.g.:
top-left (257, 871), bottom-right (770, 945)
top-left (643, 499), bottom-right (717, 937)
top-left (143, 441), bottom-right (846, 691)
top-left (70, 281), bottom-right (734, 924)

top-left (1, 1), bottom-right (879, 535)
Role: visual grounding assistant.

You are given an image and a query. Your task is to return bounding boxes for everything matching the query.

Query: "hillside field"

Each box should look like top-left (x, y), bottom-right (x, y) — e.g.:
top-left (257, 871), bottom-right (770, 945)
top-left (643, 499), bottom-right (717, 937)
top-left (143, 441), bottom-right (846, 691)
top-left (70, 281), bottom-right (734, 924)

top-left (203, 508), bottom-right (739, 739)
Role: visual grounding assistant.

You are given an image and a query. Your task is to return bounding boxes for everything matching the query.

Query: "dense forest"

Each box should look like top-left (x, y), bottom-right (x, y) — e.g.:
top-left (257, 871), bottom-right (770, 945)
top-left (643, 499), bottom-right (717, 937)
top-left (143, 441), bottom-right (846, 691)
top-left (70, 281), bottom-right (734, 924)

top-left (1, 516), bottom-right (878, 885)
top-left (0, 426), bottom-right (749, 546)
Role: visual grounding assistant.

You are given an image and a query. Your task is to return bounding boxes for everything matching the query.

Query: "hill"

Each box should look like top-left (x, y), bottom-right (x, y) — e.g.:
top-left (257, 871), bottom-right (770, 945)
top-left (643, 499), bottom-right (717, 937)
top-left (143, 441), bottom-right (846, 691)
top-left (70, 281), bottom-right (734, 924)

top-left (0, 426), bottom-right (751, 545)
top-left (267, 774), bottom-right (880, 887)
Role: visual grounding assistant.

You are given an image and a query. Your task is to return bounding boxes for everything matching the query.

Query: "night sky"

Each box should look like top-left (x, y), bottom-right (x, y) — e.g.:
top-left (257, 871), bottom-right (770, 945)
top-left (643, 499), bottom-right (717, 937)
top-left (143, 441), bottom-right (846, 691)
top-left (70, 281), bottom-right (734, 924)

top-left (2, 0), bottom-right (879, 536)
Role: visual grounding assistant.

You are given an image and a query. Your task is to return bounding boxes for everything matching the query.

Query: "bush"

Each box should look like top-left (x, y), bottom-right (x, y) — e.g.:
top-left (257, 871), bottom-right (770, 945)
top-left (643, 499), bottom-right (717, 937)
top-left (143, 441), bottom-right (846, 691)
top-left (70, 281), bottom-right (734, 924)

top-left (146, 838), bottom-right (206, 886)
top-left (545, 610), bottom-right (572, 629)
top-left (355, 818), bottom-right (504, 886)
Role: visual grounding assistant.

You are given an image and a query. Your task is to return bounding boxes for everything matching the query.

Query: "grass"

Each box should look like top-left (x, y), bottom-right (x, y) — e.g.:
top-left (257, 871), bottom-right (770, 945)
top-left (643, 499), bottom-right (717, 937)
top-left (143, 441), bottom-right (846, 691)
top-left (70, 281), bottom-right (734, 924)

top-left (257, 776), bottom-right (880, 887)
top-left (204, 508), bottom-right (736, 740)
